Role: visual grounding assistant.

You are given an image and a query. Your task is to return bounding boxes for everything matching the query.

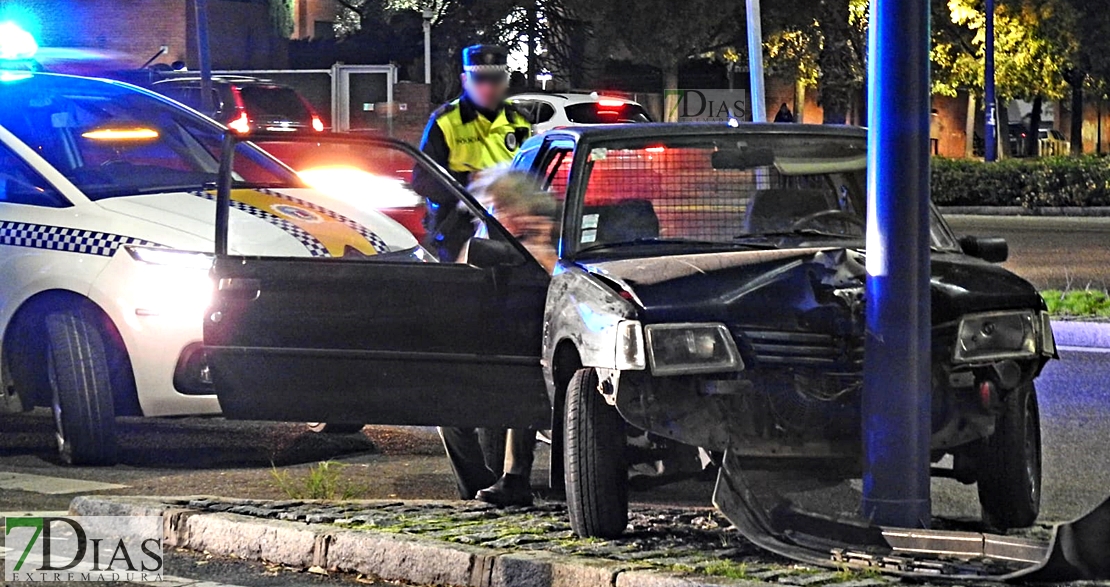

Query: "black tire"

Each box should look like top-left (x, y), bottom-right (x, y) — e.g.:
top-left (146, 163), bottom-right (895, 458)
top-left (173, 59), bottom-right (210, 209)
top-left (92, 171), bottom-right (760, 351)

top-left (306, 422), bottom-right (365, 434)
top-left (564, 368), bottom-right (628, 538)
top-left (45, 308), bottom-right (117, 466)
top-left (977, 381), bottom-right (1041, 529)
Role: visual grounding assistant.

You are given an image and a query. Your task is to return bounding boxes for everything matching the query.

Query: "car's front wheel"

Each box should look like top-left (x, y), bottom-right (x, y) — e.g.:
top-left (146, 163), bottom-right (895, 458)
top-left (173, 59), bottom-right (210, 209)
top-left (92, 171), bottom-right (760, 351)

top-left (977, 381), bottom-right (1041, 529)
top-left (565, 368), bottom-right (628, 538)
top-left (45, 308), bottom-right (118, 466)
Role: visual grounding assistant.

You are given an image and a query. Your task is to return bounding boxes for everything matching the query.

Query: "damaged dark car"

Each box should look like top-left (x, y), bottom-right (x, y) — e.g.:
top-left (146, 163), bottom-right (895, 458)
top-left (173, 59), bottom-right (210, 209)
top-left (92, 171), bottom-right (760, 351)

top-left (205, 126), bottom-right (1110, 579)
top-left (516, 124), bottom-right (1058, 556)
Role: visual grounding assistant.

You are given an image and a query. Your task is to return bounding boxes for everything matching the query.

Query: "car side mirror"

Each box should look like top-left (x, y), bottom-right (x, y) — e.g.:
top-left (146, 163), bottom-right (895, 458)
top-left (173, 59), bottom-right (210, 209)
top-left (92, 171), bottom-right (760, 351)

top-left (467, 238), bottom-right (525, 269)
top-left (959, 235), bottom-right (1008, 263)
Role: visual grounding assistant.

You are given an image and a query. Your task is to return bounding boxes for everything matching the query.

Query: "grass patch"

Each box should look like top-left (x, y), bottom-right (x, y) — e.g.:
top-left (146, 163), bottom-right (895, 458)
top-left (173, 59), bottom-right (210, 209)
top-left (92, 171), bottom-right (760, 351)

top-left (1042, 289), bottom-right (1110, 318)
top-left (700, 560), bottom-right (750, 579)
top-left (271, 461), bottom-right (364, 500)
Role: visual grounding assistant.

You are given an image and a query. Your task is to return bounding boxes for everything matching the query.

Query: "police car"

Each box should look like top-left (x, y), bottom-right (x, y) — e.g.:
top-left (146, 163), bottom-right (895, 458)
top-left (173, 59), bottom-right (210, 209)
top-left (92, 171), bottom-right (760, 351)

top-left (0, 70), bottom-right (424, 464)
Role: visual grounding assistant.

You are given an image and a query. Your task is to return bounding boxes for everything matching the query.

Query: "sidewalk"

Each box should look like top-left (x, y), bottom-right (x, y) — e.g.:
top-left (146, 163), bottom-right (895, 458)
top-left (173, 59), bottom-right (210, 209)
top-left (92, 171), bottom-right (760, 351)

top-left (938, 206), bottom-right (1110, 217)
top-left (1052, 319), bottom-right (1110, 349)
top-left (71, 496), bottom-right (897, 587)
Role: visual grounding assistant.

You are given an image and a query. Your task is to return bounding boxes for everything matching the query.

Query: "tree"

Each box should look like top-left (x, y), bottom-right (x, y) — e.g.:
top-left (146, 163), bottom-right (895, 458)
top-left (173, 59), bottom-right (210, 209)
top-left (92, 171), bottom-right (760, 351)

top-left (1063, 0), bottom-right (1110, 153)
top-left (932, 0), bottom-right (1078, 155)
top-left (561, 0), bottom-right (743, 121)
top-left (328, 0), bottom-right (524, 101)
top-left (761, 0), bottom-right (867, 124)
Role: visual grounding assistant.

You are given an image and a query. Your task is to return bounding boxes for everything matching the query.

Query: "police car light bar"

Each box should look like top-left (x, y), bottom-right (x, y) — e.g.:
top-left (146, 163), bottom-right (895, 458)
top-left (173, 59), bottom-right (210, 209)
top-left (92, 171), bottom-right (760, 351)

top-left (0, 22), bottom-right (38, 61)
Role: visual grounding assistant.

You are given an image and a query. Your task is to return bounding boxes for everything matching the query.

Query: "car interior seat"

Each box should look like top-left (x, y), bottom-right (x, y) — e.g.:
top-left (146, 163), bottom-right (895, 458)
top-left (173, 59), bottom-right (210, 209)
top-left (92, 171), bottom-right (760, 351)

top-left (583, 199), bottom-right (660, 244)
top-left (743, 189), bottom-right (837, 234)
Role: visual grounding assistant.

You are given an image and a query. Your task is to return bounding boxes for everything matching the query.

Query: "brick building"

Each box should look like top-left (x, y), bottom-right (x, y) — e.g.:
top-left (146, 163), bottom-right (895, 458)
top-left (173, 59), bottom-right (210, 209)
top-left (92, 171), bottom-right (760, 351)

top-left (13, 0), bottom-right (287, 70)
top-left (291, 0), bottom-right (341, 40)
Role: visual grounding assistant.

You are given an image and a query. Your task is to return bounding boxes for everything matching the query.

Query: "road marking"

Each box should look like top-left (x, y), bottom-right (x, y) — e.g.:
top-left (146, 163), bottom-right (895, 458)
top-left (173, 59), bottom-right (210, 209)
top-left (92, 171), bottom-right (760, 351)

top-left (1058, 345), bottom-right (1110, 354)
top-left (0, 472), bottom-right (127, 495)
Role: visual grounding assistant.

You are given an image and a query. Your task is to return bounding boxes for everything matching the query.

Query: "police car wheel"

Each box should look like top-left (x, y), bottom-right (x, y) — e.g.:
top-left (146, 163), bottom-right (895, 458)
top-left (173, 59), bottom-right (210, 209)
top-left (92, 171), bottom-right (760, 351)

top-left (306, 422), bottom-right (365, 434)
top-left (977, 382), bottom-right (1041, 529)
top-left (45, 308), bottom-right (118, 466)
top-left (565, 368), bottom-right (628, 538)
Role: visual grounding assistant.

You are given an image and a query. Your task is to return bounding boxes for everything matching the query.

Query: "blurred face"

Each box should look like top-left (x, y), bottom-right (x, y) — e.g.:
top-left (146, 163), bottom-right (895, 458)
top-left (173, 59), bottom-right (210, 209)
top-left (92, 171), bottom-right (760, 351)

top-left (462, 72), bottom-right (509, 111)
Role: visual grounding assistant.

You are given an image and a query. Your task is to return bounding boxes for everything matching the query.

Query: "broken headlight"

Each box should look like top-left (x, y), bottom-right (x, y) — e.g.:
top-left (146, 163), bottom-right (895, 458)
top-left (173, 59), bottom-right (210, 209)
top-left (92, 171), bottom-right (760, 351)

top-left (953, 310), bottom-right (1038, 363)
top-left (644, 323), bottom-right (743, 375)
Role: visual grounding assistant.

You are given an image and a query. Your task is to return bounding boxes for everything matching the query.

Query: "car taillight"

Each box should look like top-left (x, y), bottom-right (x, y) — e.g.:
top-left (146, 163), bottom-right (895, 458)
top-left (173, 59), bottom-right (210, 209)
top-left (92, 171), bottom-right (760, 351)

top-left (228, 112), bottom-right (250, 134)
top-left (597, 98), bottom-right (625, 107)
top-left (311, 115), bottom-right (324, 132)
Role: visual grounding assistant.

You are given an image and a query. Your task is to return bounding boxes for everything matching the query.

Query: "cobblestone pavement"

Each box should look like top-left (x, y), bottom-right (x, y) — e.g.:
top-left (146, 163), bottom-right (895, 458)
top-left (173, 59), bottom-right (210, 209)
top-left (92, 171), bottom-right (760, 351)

top-left (150, 496), bottom-right (978, 586)
top-left (179, 498), bottom-right (800, 580)
top-left (74, 495), bottom-right (1110, 587)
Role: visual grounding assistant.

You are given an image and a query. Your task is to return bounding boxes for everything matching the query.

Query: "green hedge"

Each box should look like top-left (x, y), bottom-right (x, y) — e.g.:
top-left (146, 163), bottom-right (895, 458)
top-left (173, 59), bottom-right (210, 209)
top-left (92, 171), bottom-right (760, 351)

top-left (931, 156), bottom-right (1110, 207)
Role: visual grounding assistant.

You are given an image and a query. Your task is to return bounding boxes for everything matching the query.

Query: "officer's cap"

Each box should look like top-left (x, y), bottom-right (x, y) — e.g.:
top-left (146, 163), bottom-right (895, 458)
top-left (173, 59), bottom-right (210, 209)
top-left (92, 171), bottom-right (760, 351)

top-left (462, 45), bottom-right (509, 83)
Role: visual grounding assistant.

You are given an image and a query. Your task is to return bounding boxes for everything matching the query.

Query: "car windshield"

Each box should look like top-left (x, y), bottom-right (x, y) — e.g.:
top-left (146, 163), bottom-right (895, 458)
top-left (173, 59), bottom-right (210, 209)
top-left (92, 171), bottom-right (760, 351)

top-left (0, 75), bottom-right (300, 200)
top-left (571, 132), bottom-right (959, 253)
top-left (238, 85), bottom-right (312, 122)
top-left (565, 102), bottom-right (652, 124)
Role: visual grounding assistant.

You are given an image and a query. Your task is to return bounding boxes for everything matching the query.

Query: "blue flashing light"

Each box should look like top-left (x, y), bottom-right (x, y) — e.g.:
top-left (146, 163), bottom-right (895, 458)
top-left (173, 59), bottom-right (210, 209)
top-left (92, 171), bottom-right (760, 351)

top-left (0, 21), bottom-right (38, 61)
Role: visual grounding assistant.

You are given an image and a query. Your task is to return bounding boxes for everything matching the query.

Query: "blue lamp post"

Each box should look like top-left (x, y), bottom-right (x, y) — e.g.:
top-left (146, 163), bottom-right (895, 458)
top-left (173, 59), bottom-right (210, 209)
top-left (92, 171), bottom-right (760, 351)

top-left (861, 0), bottom-right (934, 528)
top-left (984, 0), bottom-right (998, 161)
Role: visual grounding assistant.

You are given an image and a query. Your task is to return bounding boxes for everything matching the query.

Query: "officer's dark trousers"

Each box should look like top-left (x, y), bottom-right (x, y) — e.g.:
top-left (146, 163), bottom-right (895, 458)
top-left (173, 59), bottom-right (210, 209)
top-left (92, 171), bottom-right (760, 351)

top-left (438, 427), bottom-right (537, 499)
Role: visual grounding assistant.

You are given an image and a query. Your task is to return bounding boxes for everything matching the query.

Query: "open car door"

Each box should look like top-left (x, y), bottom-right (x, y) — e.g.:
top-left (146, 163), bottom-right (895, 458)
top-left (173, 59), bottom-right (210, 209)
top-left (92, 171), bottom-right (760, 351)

top-left (203, 133), bottom-right (551, 429)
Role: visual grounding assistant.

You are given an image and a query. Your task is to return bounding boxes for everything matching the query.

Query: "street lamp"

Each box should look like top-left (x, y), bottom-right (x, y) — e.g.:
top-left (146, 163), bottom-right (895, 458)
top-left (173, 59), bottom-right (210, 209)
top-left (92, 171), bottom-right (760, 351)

top-left (422, 9), bottom-right (433, 85)
top-left (745, 0), bottom-right (767, 122)
top-left (984, 0), bottom-right (997, 161)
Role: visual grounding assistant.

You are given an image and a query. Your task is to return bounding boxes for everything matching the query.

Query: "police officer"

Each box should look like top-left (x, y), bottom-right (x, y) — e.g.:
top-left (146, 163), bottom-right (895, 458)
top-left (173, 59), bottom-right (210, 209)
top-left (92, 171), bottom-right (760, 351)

top-left (416, 45), bottom-right (536, 507)
top-left (417, 44), bottom-right (532, 261)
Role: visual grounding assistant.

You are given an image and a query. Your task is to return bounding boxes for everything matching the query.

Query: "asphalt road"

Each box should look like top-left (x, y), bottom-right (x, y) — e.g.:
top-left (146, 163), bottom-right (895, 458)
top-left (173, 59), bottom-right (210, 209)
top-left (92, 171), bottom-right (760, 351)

top-left (946, 214), bottom-right (1110, 291)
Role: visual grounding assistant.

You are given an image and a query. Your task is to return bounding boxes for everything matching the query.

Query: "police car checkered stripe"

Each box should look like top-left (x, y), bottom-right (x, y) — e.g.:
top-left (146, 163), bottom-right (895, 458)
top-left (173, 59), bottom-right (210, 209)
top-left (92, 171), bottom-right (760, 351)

top-left (193, 191), bottom-right (331, 257)
top-left (253, 188), bottom-right (390, 254)
top-left (0, 221), bottom-right (157, 257)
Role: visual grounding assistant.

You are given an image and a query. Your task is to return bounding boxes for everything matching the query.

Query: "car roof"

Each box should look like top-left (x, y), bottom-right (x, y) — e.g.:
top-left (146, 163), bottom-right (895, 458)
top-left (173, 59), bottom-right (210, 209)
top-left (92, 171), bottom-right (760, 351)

top-left (542, 122), bottom-right (868, 143)
top-left (512, 92), bottom-right (642, 106)
top-left (153, 76), bottom-right (275, 86)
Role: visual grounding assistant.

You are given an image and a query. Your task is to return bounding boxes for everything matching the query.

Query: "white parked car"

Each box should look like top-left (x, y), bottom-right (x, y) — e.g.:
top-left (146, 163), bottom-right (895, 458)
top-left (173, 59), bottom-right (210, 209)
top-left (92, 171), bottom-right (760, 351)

top-left (0, 72), bottom-right (422, 464)
top-left (510, 92), bottom-right (652, 134)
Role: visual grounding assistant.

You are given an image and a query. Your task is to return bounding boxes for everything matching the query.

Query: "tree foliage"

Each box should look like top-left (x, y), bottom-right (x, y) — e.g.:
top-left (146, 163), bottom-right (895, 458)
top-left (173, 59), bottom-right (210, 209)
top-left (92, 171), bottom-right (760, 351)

top-left (760, 0), bottom-right (867, 123)
top-left (932, 0), bottom-right (1078, 101)
top-left (267, 0), bottom-right (295, 38)
top-left (557, 0), bottom-right (744, 119)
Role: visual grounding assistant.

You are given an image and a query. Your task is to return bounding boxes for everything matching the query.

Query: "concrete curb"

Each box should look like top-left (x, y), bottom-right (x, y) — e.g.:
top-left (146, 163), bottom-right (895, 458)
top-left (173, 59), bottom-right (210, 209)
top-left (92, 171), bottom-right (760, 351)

top-left (1050, 320), bottom-right (1110, 349)
top-left (68, 496), bottom-right (764, 587)
top-left (938, 206), bottom-right (1110, 217)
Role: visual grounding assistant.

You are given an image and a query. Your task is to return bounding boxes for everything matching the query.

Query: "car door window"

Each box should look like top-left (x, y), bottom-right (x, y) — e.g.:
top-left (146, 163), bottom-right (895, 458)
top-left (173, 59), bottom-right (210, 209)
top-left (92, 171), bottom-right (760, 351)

top-left (539, 146), bottom-right (574, 201)
top-left (222, 136), bottom-right (533, 267)
top-left (536, 102), bottom-right (556, 124)
top-left (0, 143), bottom-right (69, 207)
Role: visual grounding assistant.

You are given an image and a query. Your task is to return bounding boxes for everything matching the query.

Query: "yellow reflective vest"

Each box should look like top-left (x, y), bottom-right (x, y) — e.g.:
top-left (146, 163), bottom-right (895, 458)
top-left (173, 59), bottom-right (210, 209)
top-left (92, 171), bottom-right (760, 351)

top-left (430, 97), bottom-right (532, 177)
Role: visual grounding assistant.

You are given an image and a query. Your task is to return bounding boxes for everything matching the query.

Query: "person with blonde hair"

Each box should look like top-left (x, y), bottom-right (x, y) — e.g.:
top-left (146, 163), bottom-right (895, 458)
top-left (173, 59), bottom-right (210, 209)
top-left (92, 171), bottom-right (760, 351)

top-left (462, 167), bottom-right (558, 273)
top-left (438, 167), bottom-right (558, 507)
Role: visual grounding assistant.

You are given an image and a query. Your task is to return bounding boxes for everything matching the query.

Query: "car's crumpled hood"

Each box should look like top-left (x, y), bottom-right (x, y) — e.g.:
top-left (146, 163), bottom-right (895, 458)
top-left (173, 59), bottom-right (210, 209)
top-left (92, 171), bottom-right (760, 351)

top-left (96, 188), bottom-right (417, 257)
top-left (579, 247), bottom-right (1042, 325)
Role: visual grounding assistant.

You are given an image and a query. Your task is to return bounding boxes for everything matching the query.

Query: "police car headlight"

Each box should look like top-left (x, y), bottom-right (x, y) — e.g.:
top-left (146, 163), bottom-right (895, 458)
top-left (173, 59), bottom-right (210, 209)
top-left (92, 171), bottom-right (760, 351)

top-left (126, 246), bottom-right (215, 320)
top-left (645, 323), bottom-right (743, 375)
top-left (953, 310), bottom-right (1039, 363)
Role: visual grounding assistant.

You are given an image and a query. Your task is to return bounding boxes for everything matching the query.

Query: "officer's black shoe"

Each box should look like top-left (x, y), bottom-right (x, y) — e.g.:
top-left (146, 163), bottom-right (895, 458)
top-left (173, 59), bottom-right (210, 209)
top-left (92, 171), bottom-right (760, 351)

top-left (476, 474), bottom-right (533, 507)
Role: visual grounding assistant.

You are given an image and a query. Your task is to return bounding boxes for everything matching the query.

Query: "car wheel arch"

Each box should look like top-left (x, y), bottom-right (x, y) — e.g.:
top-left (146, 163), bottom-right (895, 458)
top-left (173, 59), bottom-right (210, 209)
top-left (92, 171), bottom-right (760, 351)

top-left (547, 339), bottom-right (583, 492)
top-left (2, 290), bottom-right (140, 416)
